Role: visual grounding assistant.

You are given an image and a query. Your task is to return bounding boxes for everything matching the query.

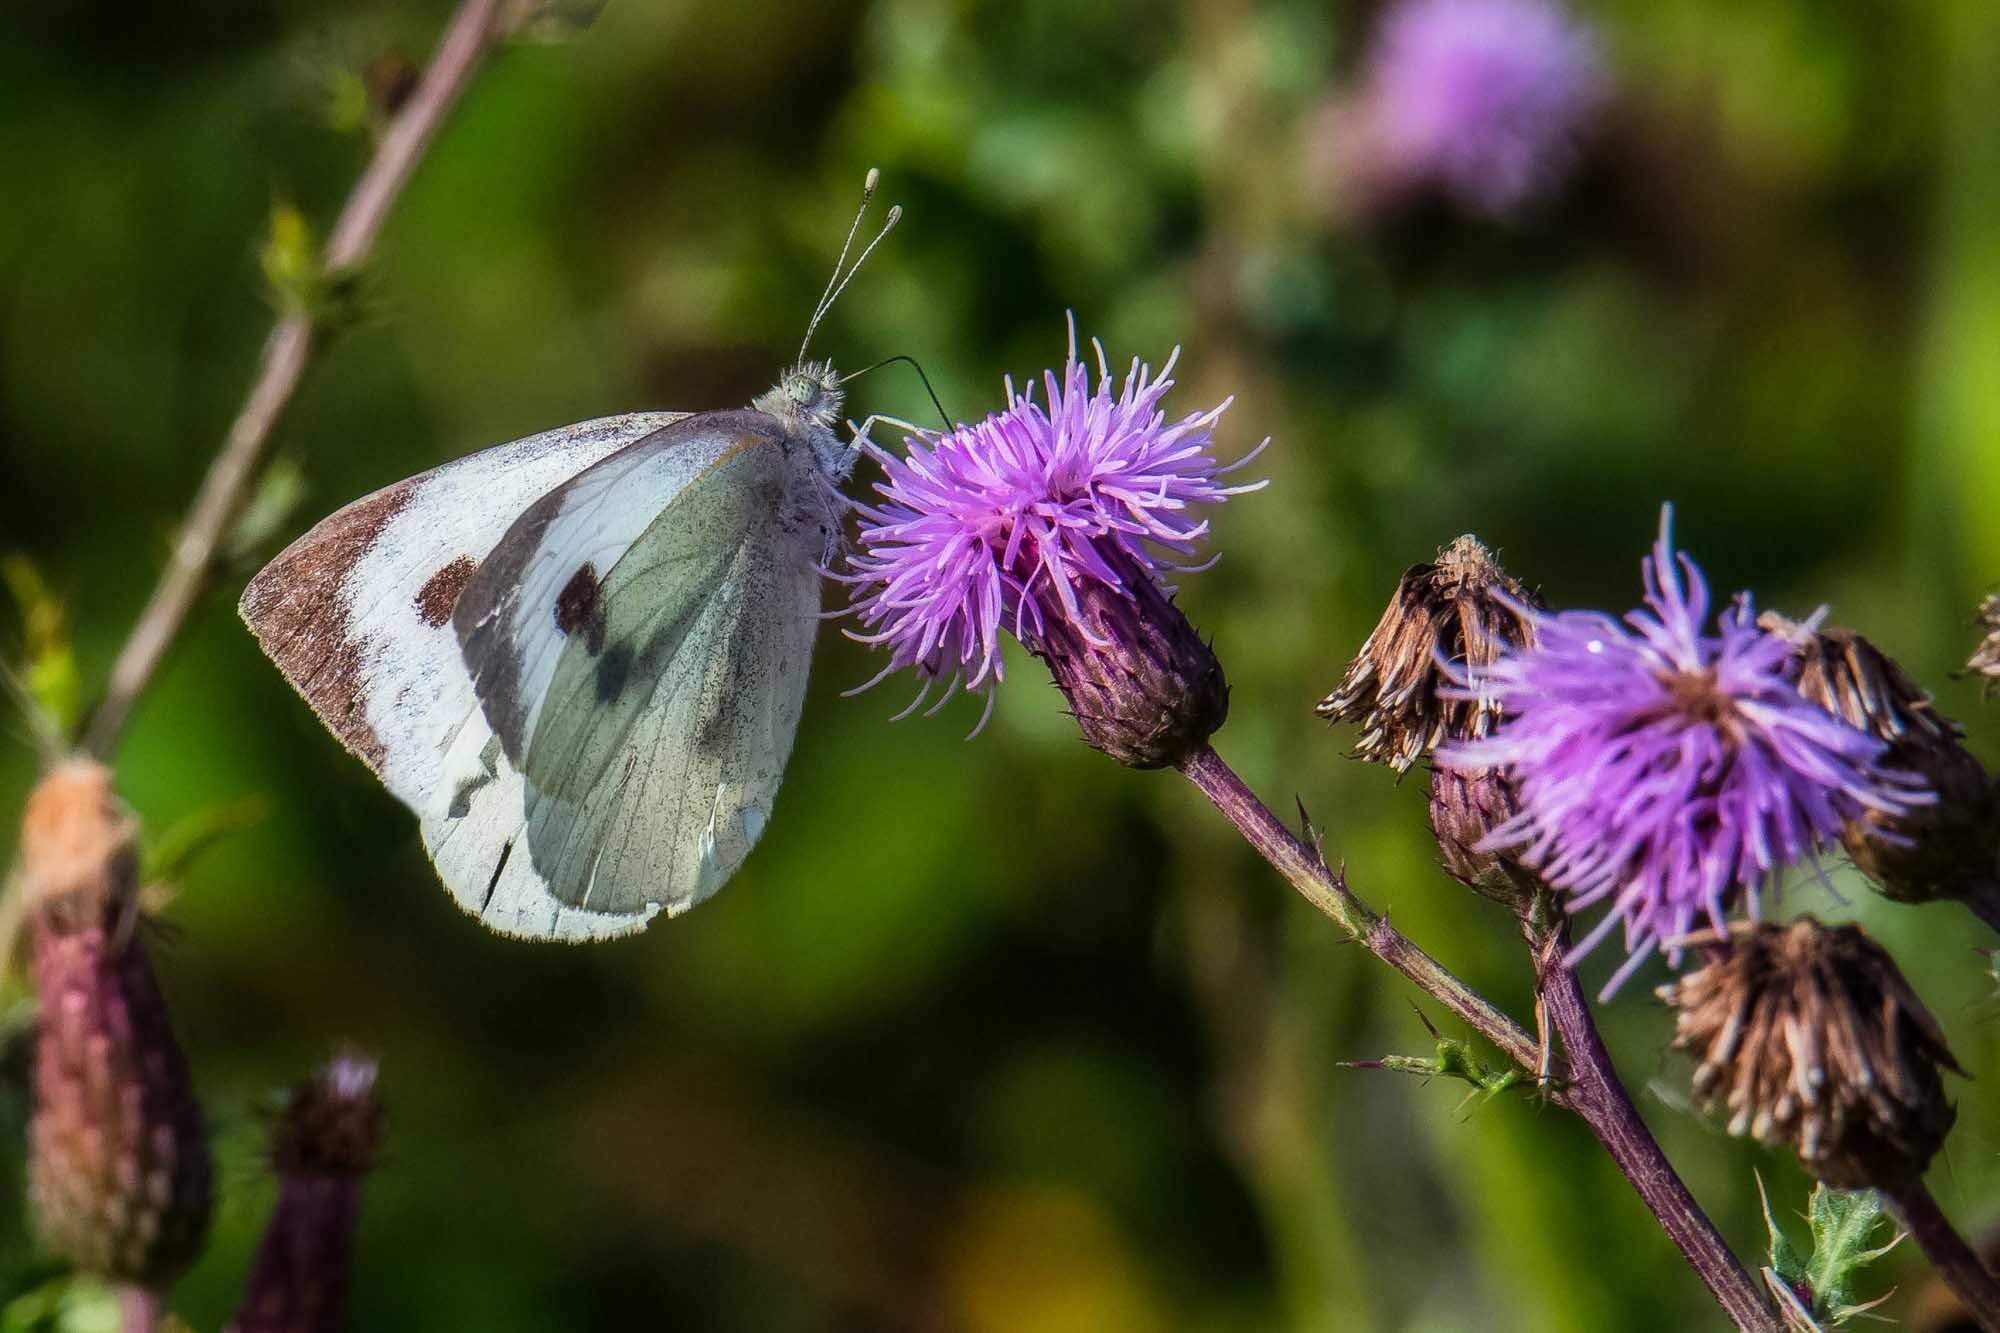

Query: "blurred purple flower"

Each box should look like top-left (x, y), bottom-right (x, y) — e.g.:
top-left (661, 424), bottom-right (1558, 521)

top-left (1346, 0), bottom-right (1606, 216)
top-left (1439, 508), bottom-right (1930, 997)
top-left (231, 1050), bottom-right (386, 1333)
top-left (841, 322), bottom-right (1265, 736)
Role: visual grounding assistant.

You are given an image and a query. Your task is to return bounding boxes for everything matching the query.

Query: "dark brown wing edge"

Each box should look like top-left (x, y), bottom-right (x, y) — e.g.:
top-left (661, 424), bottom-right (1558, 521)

top-left (237, 477), bottom-right (417, 775)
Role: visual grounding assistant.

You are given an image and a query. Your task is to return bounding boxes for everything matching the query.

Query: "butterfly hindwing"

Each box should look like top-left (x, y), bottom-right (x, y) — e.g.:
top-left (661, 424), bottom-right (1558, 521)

top-left (449, 413), bottom-right (820, 918)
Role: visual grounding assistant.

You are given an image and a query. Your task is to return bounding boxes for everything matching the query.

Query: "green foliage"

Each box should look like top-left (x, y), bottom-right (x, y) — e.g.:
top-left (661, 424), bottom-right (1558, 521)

top-left (222, 459), bottom-right (309, 571)
top-left (0, 1277), bottom-right (120, 1333)
top-left (1762, 1177), bottom-right (1901, 1326)
top-left (1, 558), bottom-right (79, 750)
top-left (1341, 1008), bottom-right (1527, 1114)
top-left (1, 0), bottom-right (1995, 1329)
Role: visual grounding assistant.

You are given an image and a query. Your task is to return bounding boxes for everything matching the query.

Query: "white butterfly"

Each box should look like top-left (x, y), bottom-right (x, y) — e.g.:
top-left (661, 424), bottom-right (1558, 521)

top-left (240, 174), bottom-right (903, 942)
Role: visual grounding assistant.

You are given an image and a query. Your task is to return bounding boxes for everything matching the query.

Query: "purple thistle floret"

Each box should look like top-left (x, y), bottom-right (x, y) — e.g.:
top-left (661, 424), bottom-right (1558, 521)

top-left (841, 322), bottom-right (1265, 729)
top-left (1439, 508), bottom-right (1931, 997)
top-left (1360, 0), bottom-right (1606, 216)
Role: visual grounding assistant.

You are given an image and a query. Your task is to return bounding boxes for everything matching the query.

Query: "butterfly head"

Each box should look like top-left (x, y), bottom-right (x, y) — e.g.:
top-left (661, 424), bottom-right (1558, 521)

top-left (756, 359), bottom-right (844, 432)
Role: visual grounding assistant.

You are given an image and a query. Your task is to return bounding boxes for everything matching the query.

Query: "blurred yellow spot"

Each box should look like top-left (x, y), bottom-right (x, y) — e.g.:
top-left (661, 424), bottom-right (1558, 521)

top-left (946, 1183), bottom-right (1170, 1333)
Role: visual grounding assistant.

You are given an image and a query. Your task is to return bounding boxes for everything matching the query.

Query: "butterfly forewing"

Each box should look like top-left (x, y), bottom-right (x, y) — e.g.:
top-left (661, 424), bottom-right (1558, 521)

top-left (239, 412), bottom-right (687, 809)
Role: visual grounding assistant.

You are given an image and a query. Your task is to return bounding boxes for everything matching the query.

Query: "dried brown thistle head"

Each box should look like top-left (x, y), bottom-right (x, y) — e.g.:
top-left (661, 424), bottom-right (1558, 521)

top-left (1761, 612), bottom-right (1997, 905)
top-left (1317, 535), bottom-right (1541, 773)
top-left (1659, 918), bottom-right (1960, 1190)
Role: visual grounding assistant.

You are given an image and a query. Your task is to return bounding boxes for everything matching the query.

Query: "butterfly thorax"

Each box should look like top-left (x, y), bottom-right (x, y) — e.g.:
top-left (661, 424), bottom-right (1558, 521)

top-left (752, 359), bottom-right (853, 555)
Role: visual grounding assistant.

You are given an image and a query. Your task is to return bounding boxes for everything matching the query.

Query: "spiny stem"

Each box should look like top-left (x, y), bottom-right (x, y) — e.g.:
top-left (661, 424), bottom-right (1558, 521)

top-left (1177, 745), bottom-right (1546, 1082)
top-left (1178, 743), bottom-right (1780, 1331)
top-left (1528, 916), bottom-right (1783, 1332)
top-left (82, 0), bottom-right (506, 758)
top-left (1887, 1179), bottom-right (2000, 1332)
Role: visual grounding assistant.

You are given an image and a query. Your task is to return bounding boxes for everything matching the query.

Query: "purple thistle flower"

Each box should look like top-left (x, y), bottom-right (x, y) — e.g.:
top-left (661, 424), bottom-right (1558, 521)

top-left (1348, 0), bottom-right (1606, 217)
top-left (841, 321), bottom-right (1264, 754)
top-left (230, 1050), bottom-right (386, 1333)
top-left (1438, 508), bottom-right (1931, 997)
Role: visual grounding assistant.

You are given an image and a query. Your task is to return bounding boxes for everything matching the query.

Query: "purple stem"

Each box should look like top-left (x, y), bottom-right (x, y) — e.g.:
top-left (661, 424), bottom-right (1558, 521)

top-left (1178, 744), bottom-right (1781, 1332)
top-left (1179, 745), bottom-right (1542, 1072)
top-left (1887, 1180), bottom-right (2000, 1333)
top-left (1531, 921), bottom-right (1782, 1332)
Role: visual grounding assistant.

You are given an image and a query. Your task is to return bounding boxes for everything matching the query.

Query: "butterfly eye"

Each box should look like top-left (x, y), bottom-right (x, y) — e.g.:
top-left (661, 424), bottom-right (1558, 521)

top-left (787, 374), bottom-right (818, 405)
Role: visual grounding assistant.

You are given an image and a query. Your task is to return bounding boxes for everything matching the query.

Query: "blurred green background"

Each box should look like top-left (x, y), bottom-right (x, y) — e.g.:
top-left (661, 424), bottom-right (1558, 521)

top-left (4, 0), bottom-right (2000, 1328)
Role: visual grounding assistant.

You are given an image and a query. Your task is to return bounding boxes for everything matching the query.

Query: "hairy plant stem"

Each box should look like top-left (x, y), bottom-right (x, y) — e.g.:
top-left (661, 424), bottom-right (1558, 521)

top-left (1523, 909), bottom-right (1782, 1332)
top-left (82, 0), bottom-right (506, 758)
top-left (1178, 745), bottom-right (1543, 1074)
top-left (1178, 744), bottom-right (1781, 1332)
top-left (1887, 1180), bottom-right (2000, 1332)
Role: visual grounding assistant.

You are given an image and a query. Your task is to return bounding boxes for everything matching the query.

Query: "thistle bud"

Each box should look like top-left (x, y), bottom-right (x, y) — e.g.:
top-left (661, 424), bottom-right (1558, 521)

top-left (1428, 766), bottom-right (1538, 902)
top-left (21, 761), bottom-right (213, 1292)
top-left (1659, 919), bottom-right (1960, 1191)
top-left (1317, 535), bottom-right (1539, 772)
top-left (1034, 549), bottom-right (1229, 769)
top-left (230, 1053), bottom-right (386, 1333)
top-left (1761, 613), bottom-right (1996, 905)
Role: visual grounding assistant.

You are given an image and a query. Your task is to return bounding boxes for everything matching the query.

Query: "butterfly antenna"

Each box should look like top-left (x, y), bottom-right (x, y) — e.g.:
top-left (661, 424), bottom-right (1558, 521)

top-left (843, 354), bottom-right (951, 430)
top-left (801, 168), bottom-right (885, 361)
top-left (809, 204), bottom-right (901, 357)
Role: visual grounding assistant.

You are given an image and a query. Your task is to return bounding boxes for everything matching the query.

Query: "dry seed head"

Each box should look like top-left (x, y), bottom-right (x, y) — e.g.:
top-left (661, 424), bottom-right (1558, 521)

top-left (1318, 535), bottom-right (1539, 771)
top-left (1762, 613), bottom-right (1997, 904)
top-left (1659, 918), bottom-right (1960, 1190)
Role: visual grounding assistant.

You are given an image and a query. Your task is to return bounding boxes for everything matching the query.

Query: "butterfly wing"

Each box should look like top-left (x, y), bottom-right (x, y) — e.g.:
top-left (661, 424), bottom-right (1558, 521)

top-left (240, 412), bottom-right (687, 940)
top-left (448, 411), bottom-right (820, 920)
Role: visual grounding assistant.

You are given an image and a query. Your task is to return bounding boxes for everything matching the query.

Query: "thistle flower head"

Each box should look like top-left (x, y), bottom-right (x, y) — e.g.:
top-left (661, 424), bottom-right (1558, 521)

top-left (22, 761), bottom-right (212, 1292)
top-left (1439, 508), bottom-right (1932, 995)
top-left (231, 1052), bottom-right (386, 1333)
top-left (842, 323), bottom-right (1263, 763)
top-left (1763, 612), bottom-right (1997, 905)
top-left (1318, 534), bottom-right (1540, 771)
top-left (1660, 919), bottom-right (1960, 1190)
top-left (1344, 0), bottom-right (1606, 217)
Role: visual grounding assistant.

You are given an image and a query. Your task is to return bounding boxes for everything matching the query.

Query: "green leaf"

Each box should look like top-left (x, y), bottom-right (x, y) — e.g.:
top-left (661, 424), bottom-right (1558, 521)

top-left (1761, 1173), bottom-right (1807, 1288)
top-left (1340, 1009), bottom-right (1527, 1111)
top-left (224, 457), bottom-right (310, 566)
top-left (1760, 1178), bottom-right (1900, 1325)
top-left (1, 555), bottom-right (81, 747)
top-left (502, 0), bottom-right (611, 42)
top-left (140, 795), bottom-right (268, 891)
top-left (0, 1275), bottom-right (117, 1333)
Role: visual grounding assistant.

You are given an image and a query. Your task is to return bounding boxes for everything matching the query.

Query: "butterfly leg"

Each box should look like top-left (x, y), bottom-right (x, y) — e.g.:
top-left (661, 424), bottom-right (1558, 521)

top-left (844, 413), bottom-right (931, 460)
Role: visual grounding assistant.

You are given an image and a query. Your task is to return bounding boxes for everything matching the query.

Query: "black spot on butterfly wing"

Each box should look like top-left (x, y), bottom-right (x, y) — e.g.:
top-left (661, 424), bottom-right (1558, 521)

top-left (594, 642), bottom-right (634, 701)
top-left (555, 562), bottom-right (607, 655)
top-left (415, 556), bottom-right (479, 628)
top-left (454, 409), bottom-right (791, 762)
